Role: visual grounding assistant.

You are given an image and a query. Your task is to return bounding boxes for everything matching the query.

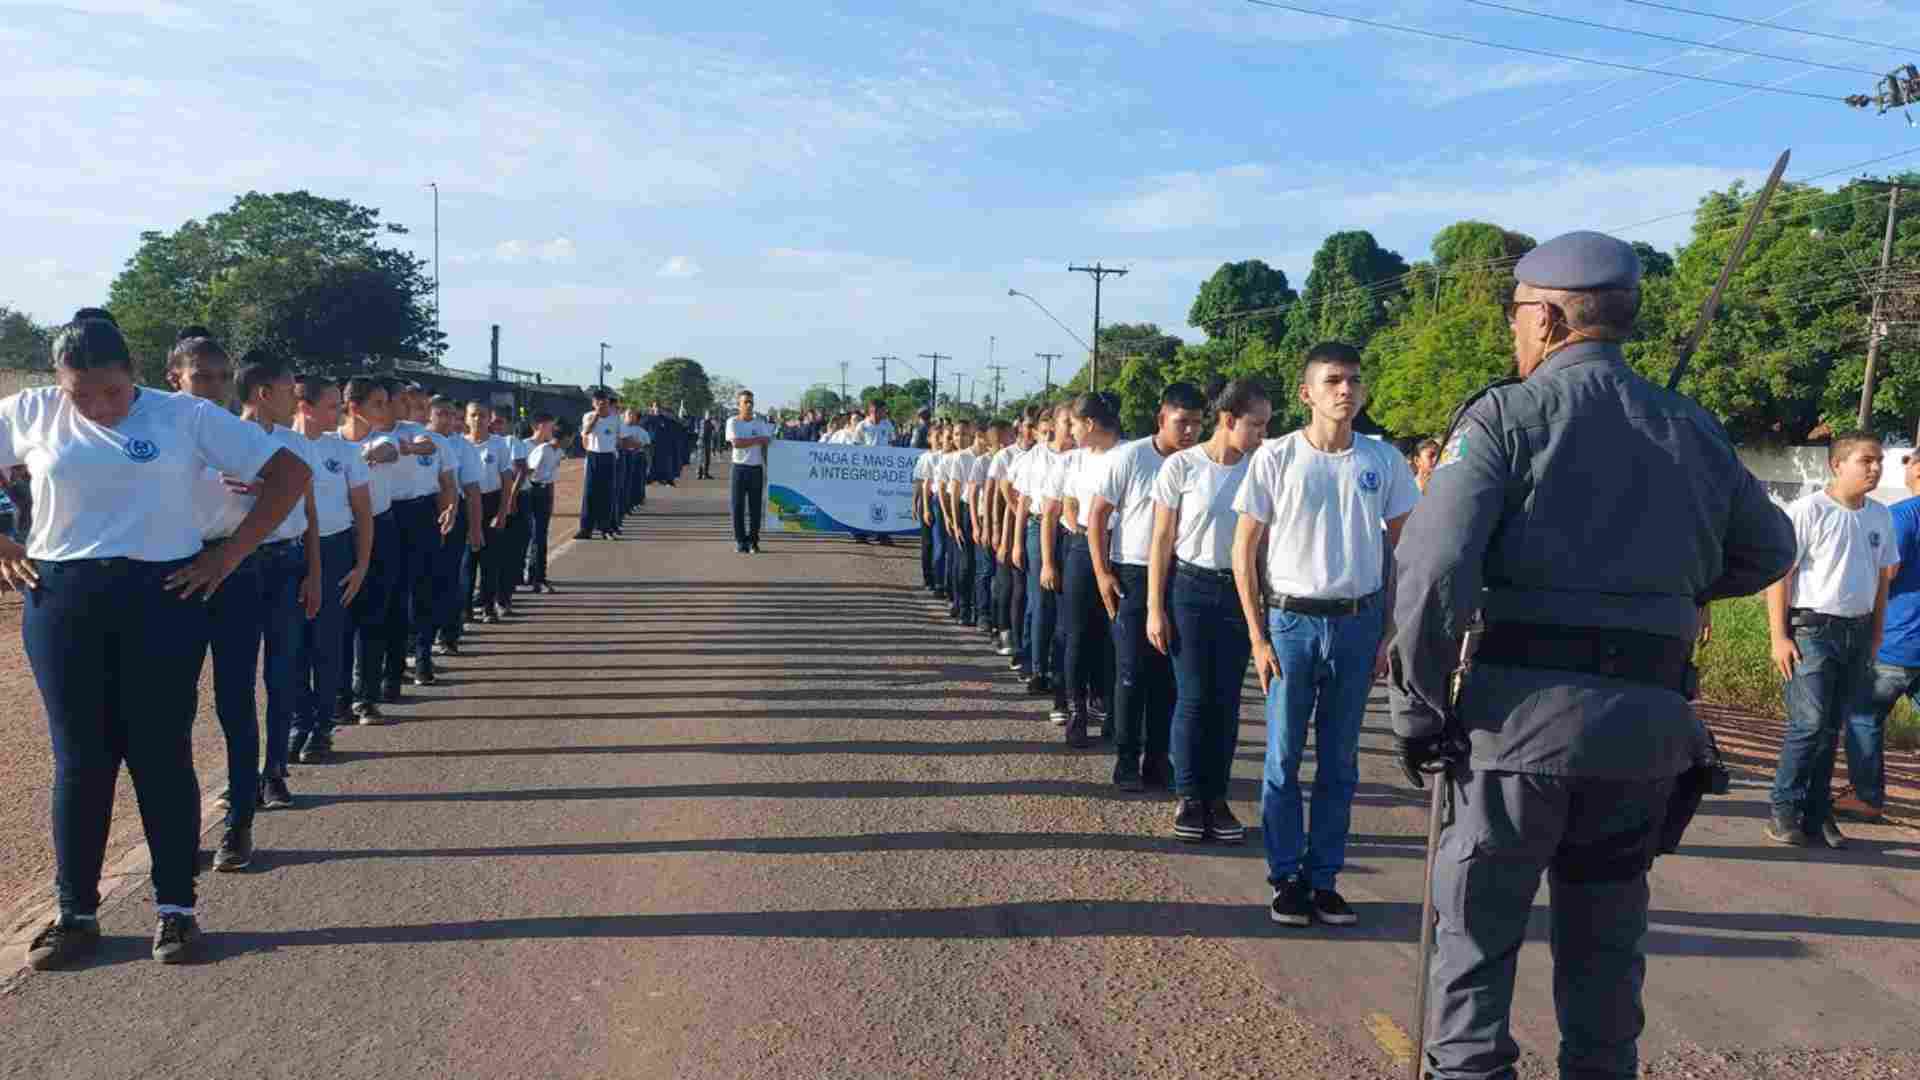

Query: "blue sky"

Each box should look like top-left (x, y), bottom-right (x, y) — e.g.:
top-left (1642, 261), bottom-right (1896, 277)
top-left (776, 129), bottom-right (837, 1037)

top-left (3, 0), bottom-right (1910, 403)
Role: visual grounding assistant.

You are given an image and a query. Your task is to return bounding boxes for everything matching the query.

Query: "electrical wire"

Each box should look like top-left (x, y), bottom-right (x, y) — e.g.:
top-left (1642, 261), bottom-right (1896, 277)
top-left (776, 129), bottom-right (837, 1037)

top-left (1616, 0), bottom-right (1917, 56)
top-left (1241, 0), bottom-right (1854, 103)
top-left (1461, 0), bottom-right (1880, 76)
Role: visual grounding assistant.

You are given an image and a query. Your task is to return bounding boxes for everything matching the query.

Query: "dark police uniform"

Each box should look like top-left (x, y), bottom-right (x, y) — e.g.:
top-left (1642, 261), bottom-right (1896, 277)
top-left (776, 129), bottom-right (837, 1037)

top-left (1389, 231), bottom-right (1796, 1079)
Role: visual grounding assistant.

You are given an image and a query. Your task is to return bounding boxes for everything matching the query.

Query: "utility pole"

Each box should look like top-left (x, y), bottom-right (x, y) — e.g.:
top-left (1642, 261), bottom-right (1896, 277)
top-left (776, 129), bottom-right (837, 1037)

top-left (953, 372), bottom-right (965, 409)
top-left (1068, 262), bottom-right (1127, 392)
top-left (873, 355), bottom-right (897, 397)
top-left (1859, 180), bottom-right (1903, 430)
top-left (1035, 352), bottom-right (1061, 398)
top-left (839, 359), bottom-right (850, 406)
top-left (918, 352), bottom-right (949, 413)
top-left (986, 362), bottom-right (1008, 414)
top-left (595, 342), bottom-right (611, 393)
top-left (489, 324), bottom-right (500, 383)
top-left (429, 182), bottom-right (440, 362)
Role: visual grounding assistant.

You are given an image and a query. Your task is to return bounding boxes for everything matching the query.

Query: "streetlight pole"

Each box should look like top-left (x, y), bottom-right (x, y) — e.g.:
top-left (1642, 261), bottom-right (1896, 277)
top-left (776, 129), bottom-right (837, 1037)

top-left (1007, 289), bottom-right (1091, 353)
top-left (1068, 263), bottom-right (1127, 393)
top-left (428, 182), bottom-right (441, 362)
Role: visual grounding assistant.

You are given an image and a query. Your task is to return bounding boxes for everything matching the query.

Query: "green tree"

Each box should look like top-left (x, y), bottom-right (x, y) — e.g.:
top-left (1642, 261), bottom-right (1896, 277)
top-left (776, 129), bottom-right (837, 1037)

top-left (1105, 353), bottom-right (1168, 436)
top-left (0, 307), bottom-right (52, 370)
top-left (901, 377), bottom-right (933, 405)
top-left (621, 356), bottom-right (713, 416)
top-left (1366, 304), bottom-right (1512, 437)
top-left (106, 190), bottom-right (440, 383)
top-left (797, 384), bottom-right (845, 415)
top-left (1188, 259), bottom-right (1297, 343)
top-left (1279, 231), bottom-right (1410, 358)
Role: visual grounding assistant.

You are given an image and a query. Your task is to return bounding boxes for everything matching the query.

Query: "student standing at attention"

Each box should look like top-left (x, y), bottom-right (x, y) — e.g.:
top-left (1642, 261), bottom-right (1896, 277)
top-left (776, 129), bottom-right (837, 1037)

top-left (726, 389), bottom-right (773, 553)
top-left (1768, 432), bottom-right (1899, 849)
top-left (1231, 342), bottom-right (1418, 927)
top-left (577, 389), bottom-right (622, 540)
top-left (3, 310), bottom-right (309, 968)
top-left (523, 413), bottom-right (563, 593)
top-left (288, 376), bottom-right (372, 761)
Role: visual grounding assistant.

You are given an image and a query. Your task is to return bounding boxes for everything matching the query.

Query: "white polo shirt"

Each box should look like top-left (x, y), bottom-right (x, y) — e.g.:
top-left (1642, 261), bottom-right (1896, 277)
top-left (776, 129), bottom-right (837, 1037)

top-left (1093, 436), bottom-right (1171, 567)
top-left (942, 450), bottom-right (977, 504)
top-left (207, 424), bottom-right (316, 544)
top-left (451, 435), bottom-right (486, 492)
top-left (1786, 490), bottom-right (1901, 617)
top-left (527, 441), bottom-right (564, 484)
top-left (1014, 445), bottom-right (1055, 504)
top-left (422, 428), bottom-right (460, 497)
top-left (0, 386), bottom-right (280, 562)
top-left (339, 429), bottom-right (400, 515)
top-left (966, 450), bottom-right (993, 506)
top-left (305, 431), bottom-right (372, 538)
top-left (1232, 431), bottom-right (1420, 600)
top-left (728, 416), bottom-right (773, 466)
top-left (469, 434), bottom-right (511, 495)
top-left (1152, 444), bottom-right (1250, 571)
top-left (391, 420), bottom-right (442, 501)
top-left (856, 418), bottom-right (896, 447)
top-left (581, 411), bottom-right (622, 454)
top-left (924, 450), bottom-right (945, 497)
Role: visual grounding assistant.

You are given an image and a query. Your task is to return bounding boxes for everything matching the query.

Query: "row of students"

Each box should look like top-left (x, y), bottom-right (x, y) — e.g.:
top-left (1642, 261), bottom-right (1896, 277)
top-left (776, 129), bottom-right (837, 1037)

top-left (912, 346), bottom-right (1420, 927)
top-left (0, 310), bottom-right (578, 971)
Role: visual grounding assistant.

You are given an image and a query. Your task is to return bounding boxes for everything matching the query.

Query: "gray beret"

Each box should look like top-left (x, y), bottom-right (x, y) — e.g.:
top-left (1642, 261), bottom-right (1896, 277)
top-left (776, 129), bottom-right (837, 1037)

top-left (1514, 230), bottom-right (1642, 291)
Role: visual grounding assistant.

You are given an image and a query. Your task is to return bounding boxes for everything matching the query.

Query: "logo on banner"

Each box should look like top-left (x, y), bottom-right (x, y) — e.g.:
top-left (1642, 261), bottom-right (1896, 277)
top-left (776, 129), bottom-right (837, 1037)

top-left (869, 502), bottom-right (888, 525)
top-left (124, 438), bottom-right (159, 463)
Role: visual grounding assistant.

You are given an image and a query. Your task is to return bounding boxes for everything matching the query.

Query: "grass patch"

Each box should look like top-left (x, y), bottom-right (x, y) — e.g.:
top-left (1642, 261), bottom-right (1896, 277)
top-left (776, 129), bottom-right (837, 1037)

top-left (1698, 594), bottom-right (1920, 751)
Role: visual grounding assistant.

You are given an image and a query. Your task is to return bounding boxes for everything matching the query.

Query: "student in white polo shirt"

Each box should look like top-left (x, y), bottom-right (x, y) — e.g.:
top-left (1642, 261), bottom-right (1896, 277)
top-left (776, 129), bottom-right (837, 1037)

top-left (1148, 379), bottom-right (1272, 840)
top-left (466, 402), bottom-right (515, 622)
top-left (912, 431), bottom-right (940, 589)
top-left (725, 389), bottom-right (774, 554)
top-left (406, 391), bottom-right (461, 684)
top-left (1087, 382), bottom-right (1204, 793)
top-left (1055, 394), bottom-right (1123, 747)
top-left (3, 310), bottom-right (308, 968)
top-left (1232, 342), bottom-right (1418, 928)
top-left (289, 376), bottom-right (372, 761)
top-left (522, 413), bottom-right (563, 593)
top-left (424, 396), bottom-right (486, 662)
top-left (990, 413), bottom-right (1036, 664)
top-left (1768, 432), bottom-right (1901, 850)
top-left (577, 390), bottom-right (622, 540)
top-left (1023, 405), bottom-right (1074, 699)
top-left (337, 378), bottom-right (402, 725)
top-left (852, 399), bottom-right (898, 546)
top-left (378, 377), bottom-right (442, 704)
top-left (941, 420), bottom-right (979, 623)
top-left (924, 424), bottom-right (949, 595)
top-left (488, 413), bottom-right (532, 614)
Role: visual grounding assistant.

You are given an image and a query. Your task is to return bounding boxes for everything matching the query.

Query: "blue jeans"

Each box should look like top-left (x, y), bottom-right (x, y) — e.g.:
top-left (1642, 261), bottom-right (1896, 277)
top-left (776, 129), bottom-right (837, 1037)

top-left (580, 451), bottom-right (616, 534)
top-left (1061, 538), bottom-right (1110, 706)
top-left (348, 508), bottom-right (398, 701)
top-left (1851, 660), bottom-right (1919, 807)
top-left (930, 504), bottom-right (948, 591)
top-left (730, 464), bottom-right (764, 547)
top-left (206, 550), bottom-right (264, 827)
top-left (975, 543), bottom-right (996, 628)
top-left (1025, 525), bottom-right (1058, 679)
top-left (524, 484), bottom-right (554, 585)
top-left (424, 506), bottom-right (466, 657)
top-left (384, 496), bottom-right (436, 686)
top-left (1111, 562), bottom-right (1172, 769)
top-left (1772, 617), bottom-right (1875, 829)
top-left (1169, 564), bottom-right (1250, 799)
top-left (23, 557), bottom-right (208, 914)
top-left (296, 530), bottom-right (354, 743)
top-left (1261, 603), bottom-right (1384, 890)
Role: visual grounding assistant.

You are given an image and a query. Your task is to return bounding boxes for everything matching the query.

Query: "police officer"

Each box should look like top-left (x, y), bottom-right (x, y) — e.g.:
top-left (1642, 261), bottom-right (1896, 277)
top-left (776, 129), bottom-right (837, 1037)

top-left (1389, 231), bottom-right (1796, 1079)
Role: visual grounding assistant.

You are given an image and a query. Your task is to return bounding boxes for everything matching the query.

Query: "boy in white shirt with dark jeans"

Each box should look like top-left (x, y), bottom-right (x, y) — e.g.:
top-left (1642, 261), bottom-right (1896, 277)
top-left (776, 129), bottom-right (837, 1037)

top-left (1768, 432), bottom-right (1900, 849)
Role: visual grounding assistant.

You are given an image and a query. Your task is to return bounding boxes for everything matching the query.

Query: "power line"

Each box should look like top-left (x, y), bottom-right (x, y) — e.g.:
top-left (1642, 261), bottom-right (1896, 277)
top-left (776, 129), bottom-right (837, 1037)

top-left (1241, 0), bottom-right (1854, 103)
top-left (1462, 0), bottom-right (1879, 76)
top-left (1616, 0), bottom-right (1918, 55)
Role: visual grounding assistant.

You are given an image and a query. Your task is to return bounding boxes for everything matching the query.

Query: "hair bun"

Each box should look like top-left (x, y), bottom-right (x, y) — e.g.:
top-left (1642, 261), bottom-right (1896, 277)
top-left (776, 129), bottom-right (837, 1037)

top-left (72, 306), bottom-right (117, 326)
top-left (176, 324), bottom-right (214, 343)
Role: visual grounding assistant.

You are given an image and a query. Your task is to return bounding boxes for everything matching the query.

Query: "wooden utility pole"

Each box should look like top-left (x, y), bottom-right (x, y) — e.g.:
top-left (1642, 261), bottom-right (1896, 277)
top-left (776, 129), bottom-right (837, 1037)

top-left (918, 353), bottom-right (949, 413)
top-left (873, 355), bottom-right (897, 397)
top-left (1859, 181), bottom-right (1902, 430)
top-left (985, 363), bottom-right (1008, 414)
top-left (1069, 263), bottom-right (1127, 392)
top-left (1035, 352), bottom-right (1061, 398)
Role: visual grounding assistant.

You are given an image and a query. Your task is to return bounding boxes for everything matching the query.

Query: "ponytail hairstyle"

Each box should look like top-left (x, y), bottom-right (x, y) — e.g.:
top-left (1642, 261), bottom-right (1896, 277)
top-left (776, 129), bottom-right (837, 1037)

top-left (1211, 377), bottom-right (1271, 419)
top-left (1071, 391), bottom-right (1121, 434)
top-left (52, 308), bottom-right (133, 372)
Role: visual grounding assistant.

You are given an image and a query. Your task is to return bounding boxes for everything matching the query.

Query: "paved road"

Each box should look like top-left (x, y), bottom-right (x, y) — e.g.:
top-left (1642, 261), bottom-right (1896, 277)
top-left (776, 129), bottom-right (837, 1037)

top-left (1, 477), bottom-right (1917, 1079)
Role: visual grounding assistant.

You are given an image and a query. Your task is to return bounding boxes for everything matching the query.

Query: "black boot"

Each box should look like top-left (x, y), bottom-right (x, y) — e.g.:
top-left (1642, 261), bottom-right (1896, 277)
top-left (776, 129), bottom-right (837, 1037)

top-left (1065, 695), bottom-right (1091, 748)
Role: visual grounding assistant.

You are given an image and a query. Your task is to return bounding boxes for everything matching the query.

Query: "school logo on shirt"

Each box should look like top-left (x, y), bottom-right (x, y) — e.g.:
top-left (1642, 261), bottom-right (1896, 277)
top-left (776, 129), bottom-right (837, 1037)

top-left (1871, 531), bottom-right (1883, 549)
top-left (482, 450), bottom-right (496, 465)
top-left (124, 438), bottom-right (159, 463)
top-left (324, 458), bottom-right (343, 474)
top-left (1358, 468), bottom-right (1381, 493)
top-left (417, 455), bottom-right (436, 467)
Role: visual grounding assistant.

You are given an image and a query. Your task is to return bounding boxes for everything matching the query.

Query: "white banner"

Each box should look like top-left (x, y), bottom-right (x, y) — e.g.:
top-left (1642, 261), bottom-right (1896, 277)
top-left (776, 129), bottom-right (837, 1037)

top-left (766, 441), bottom-right (924, 535)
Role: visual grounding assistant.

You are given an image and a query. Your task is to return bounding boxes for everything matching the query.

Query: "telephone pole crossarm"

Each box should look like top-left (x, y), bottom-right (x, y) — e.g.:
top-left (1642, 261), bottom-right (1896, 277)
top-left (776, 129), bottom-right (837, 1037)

top-left (1068, 263), bottom-right (1129, 393)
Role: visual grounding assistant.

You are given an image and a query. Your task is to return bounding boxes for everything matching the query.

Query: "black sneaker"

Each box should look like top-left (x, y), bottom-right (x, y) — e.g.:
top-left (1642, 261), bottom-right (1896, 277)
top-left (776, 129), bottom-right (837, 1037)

top-left (213, 826), bottom-right (253, 872)
top-left (1207, 800), bottom-right (1246, 845)
top-left (354, 702), bottom-right (387, 726)
top-left (438, 640), bottom-right (461, 657)
top-left (1026, 674), bottom-right (1052, 696)
top-left (1047, 707), bottom-right (1069, 726)
top-left (877, 536), bottom-right (895, 547)
top-left (749, 541), bottom-right (762, 553)
top-left (261, 776), bottom-right (293, 810)
top-left (1269, 880), bottom-right (1313, 927)
top-left (413, 668), bottom-right (437, 688)
top-left (332, 699), bottom-right (354, 725)
top-left (381, 682), bottom-right (403, 704)
top-left (499, 600), bottom-right (516, 617)
top-left (297, 738), bottom-right (329, 765)
top-left (1064, 713), bottom-right (1090, 749)
top-left (1816, 819), bottom-right (1848, 850)
top-left (482, 608), bottom-right (501, 625)
top-left (1766, 810), bottom-right (1807, 846)
top-left (854, 535), bottom-right (872, 545)
top-left (1311, 888), bottom-right (1359, 926)
top-left (1141, 755), bottom-right (1173, 791)
top-left (152, 913), bottom-right (200, 964)
top-left (1173, 798), bottom-right (1208, 843)
top-left (1114, 760), bottom-right (1145, 793)
top-left (27, 918), bottom-right (101, 970)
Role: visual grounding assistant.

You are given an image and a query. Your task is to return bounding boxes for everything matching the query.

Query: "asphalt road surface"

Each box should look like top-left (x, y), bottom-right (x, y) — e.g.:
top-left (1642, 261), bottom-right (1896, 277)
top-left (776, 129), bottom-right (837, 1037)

top-left (1, 476), bottom-right (1916, 1079)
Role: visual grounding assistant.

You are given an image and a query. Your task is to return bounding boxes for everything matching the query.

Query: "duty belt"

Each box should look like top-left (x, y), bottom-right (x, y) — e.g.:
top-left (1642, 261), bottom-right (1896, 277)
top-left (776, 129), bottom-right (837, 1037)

top-left (1476, 622), bottom-right (1695, 697)
top-left (1273, 589), bottom-right (1380, 617)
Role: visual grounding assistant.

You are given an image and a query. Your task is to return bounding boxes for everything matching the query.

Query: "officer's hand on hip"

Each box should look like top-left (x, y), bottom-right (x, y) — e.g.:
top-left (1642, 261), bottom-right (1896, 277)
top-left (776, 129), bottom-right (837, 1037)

top-left (1770, 633), bottom-right (1800, 679)
top-left (1252, 639), bottom-right (1281, 693)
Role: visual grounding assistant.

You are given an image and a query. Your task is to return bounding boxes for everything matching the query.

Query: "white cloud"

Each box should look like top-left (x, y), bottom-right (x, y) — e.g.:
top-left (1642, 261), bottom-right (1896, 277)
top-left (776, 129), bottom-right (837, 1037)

top-left (656, 255), bottom-right (700, 279)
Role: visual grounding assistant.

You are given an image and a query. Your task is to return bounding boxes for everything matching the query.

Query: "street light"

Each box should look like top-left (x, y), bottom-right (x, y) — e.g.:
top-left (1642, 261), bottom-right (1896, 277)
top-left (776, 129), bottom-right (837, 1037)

top-left (1007, 289), bottom-right (1091, 353)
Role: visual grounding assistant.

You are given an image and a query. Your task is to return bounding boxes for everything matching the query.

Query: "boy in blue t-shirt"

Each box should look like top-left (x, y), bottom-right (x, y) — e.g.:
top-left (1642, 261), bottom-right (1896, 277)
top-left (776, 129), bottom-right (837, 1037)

top-left (1843, 451), bottom-right (1920, 822)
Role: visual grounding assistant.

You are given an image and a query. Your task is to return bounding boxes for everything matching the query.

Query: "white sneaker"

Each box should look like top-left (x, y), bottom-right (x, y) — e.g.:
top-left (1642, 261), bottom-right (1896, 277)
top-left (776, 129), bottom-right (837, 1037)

top-left (1048, 708), bottom-right (1069, 726)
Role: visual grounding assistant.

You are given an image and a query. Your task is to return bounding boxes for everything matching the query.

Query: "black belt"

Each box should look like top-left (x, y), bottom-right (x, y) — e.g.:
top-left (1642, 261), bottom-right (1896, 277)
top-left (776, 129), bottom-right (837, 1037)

top-left (1789, 608), bottom-right (1873, 628)
top-left (204, 536), bottom-right (301, 553)
top-left (1274, 589), bottom-right (1380, 616)
top-left (529, 481), bottom-right (553, 488)
top-left (1176, 559), bottom-right (1233, 582)
top-left (1477, 622), bottom-right (1694, 697)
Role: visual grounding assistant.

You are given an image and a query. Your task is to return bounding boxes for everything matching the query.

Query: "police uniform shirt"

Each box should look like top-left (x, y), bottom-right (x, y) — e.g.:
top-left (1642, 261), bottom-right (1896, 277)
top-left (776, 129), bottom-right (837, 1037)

top-left (1151, 444), bottom-right (1249, 571)
top-left (581, 412), bottom-right (622, 454)
top-left (527, 442), bottom-right (563, 485)
top-left (0, 386), bottom-right (278, 562)
top-left (306, 431), bottom-right (373, 538)
top-left (855, 418), bottom-right (895, 447)
top-left (1093, 435), bottom-right (1169, 567)
top-left (391, 420), bottom-right (441, 501)
top-left (1232, 431), bottom-right (1417, 601)
top-left (1785, 491), bottom-right (1900, 617)
top-left (726, 416), bottom-right (774, 467)
top-left (339, 429), bottom-right (400, 515)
